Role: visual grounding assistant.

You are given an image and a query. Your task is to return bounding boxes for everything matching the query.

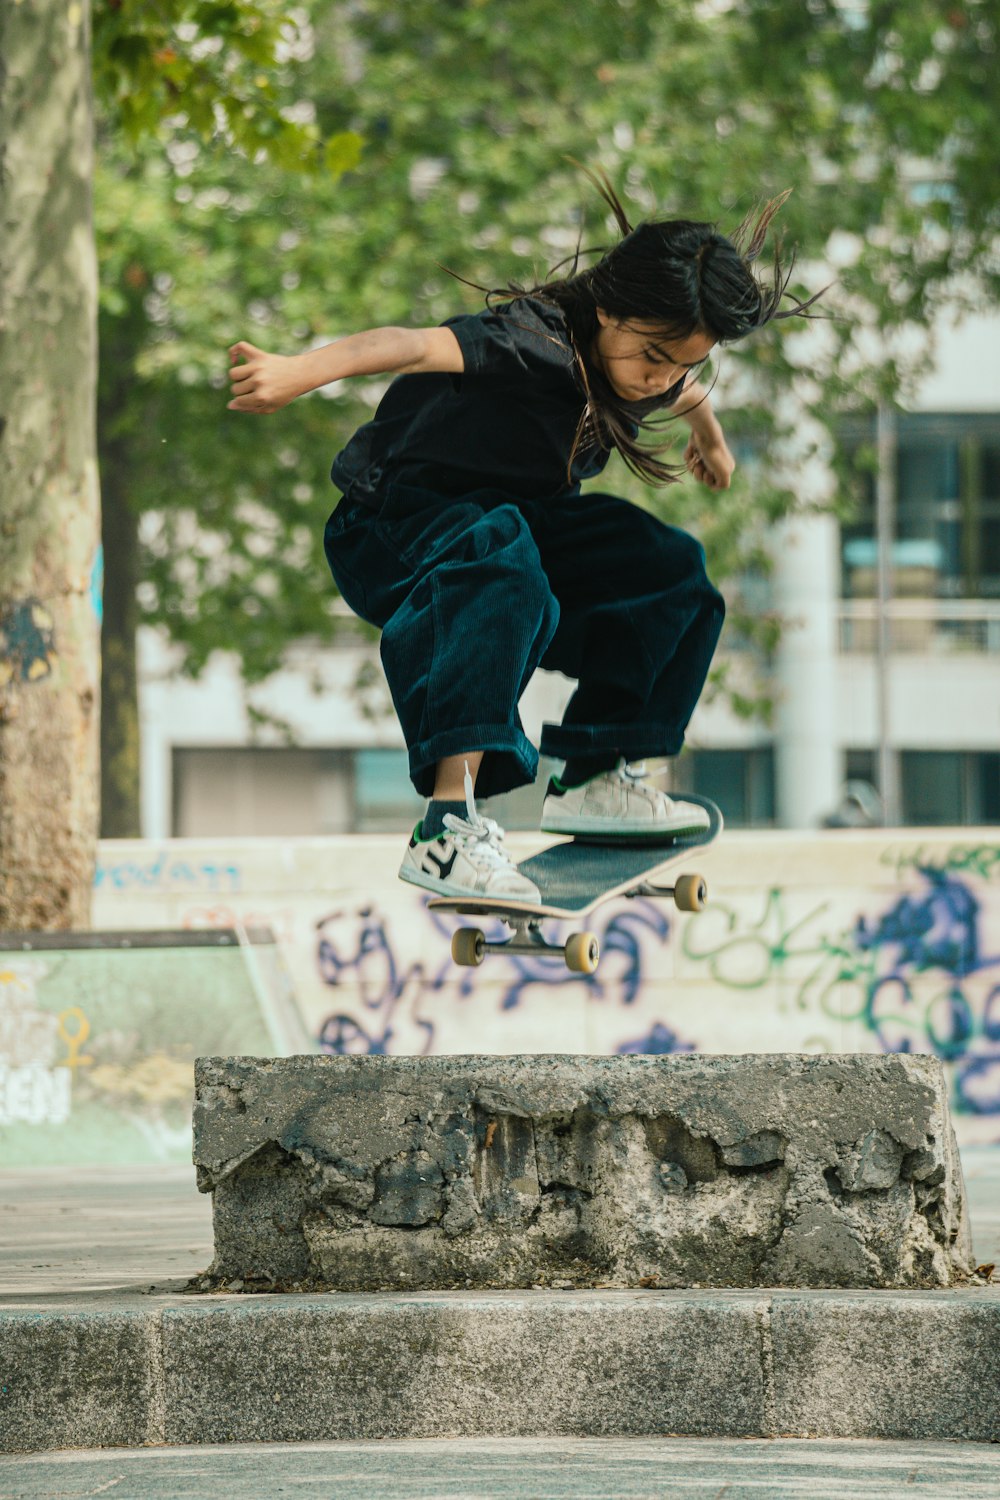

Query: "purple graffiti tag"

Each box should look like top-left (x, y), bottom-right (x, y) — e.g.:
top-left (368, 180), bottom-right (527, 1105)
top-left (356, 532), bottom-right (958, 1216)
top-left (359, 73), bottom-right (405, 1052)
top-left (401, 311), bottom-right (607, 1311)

top-left (318, 1013), bottom-right (392, 1056)
top-left (315, 904), bottom-right (448, 1056)
top-left (854, 870), bottom-right (1000, 1113)
top-left (491, 901), bottom-right (671, 1013)
top-left (955, 1054), bottom-right (1000, 1116)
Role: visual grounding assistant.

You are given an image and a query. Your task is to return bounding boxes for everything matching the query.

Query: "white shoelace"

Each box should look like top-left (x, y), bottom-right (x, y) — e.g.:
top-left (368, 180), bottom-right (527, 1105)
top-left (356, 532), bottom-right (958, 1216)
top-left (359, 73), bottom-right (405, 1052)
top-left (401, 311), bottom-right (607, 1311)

top-left (610, 757), bottom-right (676, 808)
top-left (441, 762), bottom-right (517, 871)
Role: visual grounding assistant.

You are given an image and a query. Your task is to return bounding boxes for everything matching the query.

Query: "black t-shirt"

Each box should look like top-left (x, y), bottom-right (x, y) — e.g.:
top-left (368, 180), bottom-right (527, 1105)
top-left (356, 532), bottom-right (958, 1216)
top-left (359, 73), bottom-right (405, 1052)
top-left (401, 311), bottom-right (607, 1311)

top-left (330, 296), bottom-right (684, 505)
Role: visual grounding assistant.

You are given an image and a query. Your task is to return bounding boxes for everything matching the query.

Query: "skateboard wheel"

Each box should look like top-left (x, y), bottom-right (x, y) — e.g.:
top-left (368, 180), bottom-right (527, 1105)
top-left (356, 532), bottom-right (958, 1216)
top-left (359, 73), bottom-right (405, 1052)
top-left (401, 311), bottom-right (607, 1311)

top-left (673, 873), bottom-right (708, 912)
top-left (565, 931), bottom-right (600, 974)
top-left (452, 927), bottom-right (486, 967)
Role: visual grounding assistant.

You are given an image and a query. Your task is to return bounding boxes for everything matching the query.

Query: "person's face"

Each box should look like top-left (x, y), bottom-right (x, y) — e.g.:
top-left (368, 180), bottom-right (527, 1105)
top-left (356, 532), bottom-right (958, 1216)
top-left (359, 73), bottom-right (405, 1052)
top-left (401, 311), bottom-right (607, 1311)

top-left (592, 312), bottom-right (715, 401)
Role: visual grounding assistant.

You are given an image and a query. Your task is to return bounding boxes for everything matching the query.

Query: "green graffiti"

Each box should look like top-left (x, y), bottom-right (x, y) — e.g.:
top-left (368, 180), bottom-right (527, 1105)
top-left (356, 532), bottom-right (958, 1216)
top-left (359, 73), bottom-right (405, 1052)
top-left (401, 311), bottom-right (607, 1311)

top-left (880, 843), bottom-right (1000, 884)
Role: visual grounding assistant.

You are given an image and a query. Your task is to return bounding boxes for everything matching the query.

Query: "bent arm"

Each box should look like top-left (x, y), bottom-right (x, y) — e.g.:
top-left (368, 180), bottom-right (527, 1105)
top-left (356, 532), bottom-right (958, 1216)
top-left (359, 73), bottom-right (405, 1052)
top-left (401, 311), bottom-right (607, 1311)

top-left (227, 326), bottom-right (464, 413)
top-left (671, 379), bottom-right (722, 441)
top-left (673, 380), bottom-right (735, 491)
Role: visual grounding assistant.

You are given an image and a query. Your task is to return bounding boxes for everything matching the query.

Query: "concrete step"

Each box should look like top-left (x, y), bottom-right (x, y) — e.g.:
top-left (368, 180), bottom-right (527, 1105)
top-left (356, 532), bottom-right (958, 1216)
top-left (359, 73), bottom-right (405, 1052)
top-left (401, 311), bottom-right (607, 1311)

top-left (2, 1284), bottom-right (999, 1452)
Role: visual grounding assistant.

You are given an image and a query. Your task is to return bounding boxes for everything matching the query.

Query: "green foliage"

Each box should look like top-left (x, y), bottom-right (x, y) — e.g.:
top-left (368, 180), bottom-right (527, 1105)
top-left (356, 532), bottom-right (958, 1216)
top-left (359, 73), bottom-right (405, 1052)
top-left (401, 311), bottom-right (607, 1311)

top-left (92, 0), bottom-right (361, 171)
top-left (93, 0), bottom-right (1000, 707)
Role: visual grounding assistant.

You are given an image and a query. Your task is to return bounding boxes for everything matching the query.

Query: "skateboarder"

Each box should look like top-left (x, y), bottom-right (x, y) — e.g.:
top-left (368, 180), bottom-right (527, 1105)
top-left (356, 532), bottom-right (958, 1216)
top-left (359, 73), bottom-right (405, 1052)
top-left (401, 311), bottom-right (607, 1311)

top-left (228, 176), bottom-right (822, 903)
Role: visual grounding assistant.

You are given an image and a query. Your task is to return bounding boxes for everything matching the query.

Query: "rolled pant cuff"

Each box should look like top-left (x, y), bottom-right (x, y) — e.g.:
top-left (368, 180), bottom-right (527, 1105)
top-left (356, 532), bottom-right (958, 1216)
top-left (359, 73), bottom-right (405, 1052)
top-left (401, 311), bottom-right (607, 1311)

top-left (409, 725), bottom-right (539, 800)
top-left (540, 721), bottom-right (683, 762)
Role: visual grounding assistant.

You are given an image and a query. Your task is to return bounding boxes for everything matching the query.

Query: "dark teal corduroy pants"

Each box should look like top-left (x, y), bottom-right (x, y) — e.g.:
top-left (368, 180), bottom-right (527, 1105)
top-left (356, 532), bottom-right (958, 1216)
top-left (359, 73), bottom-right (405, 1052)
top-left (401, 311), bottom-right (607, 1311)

top-left (324, 483), bottom-right (725, 799)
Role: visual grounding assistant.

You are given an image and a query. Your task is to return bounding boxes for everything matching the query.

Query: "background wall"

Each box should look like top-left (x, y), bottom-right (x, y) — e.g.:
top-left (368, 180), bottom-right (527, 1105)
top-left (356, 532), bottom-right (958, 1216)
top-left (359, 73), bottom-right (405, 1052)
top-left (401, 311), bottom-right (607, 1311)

top-left (85, 829), bottom-right (1000, 1149)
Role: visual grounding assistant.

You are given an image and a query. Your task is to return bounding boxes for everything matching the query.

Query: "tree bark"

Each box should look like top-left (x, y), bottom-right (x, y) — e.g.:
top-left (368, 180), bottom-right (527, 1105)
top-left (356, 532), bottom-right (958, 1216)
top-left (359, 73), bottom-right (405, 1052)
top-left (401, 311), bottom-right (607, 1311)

top-left (98, 430), bottom-right (140, 839)
top-left (0, 0), bottom-right (101, 929)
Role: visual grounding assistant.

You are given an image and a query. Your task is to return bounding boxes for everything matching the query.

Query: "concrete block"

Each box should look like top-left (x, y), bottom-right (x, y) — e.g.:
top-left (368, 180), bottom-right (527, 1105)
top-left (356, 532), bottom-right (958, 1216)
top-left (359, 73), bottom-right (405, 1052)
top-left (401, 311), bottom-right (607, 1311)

top-left (0, 1310), bottom-right (161, 1452)
top-left (771, 1290), bottom-right (1000, 1442)
top-left (161, 1292), bottom-right (767, 1444)
top-left (193, 1054), bottom-right (973, 1291)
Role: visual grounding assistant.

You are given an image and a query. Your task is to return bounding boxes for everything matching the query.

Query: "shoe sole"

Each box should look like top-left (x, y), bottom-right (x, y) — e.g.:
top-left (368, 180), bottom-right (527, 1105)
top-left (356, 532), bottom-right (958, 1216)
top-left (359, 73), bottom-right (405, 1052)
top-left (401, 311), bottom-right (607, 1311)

top-left (540, 813), bottom-right (710, 840)
top-left (398, 864), bottom-right (541, 904)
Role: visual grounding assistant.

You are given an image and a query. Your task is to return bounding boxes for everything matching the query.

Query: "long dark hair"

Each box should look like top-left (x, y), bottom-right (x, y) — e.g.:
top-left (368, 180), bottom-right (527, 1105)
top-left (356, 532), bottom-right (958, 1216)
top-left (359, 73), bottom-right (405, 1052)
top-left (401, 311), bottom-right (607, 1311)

top-left (476, 167), bottom-right (828, 485)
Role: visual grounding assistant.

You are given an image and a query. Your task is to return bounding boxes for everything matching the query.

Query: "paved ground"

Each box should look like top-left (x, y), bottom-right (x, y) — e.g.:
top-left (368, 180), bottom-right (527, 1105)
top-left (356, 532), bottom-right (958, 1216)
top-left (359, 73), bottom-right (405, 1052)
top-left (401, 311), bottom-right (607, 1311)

top-left (0, 1165), bottom-right (212, 1303)
top-left (2, 1435), bottom-right (1000, 1498)
top-left (961, 1147), bottom-right (1000, 1266)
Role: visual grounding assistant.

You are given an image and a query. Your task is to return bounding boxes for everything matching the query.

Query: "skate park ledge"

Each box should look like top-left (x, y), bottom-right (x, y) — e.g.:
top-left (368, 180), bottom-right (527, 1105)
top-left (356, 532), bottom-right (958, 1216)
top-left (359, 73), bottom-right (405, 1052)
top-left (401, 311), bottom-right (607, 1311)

top-left (194, 1053), bottom-right (973, 1291)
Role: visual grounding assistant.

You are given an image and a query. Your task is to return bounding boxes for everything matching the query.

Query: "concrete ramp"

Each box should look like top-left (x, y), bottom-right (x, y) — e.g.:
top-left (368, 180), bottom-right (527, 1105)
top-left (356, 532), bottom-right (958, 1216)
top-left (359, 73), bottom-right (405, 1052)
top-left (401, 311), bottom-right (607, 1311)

top-left (0, 929), bottom-right (308, 1164)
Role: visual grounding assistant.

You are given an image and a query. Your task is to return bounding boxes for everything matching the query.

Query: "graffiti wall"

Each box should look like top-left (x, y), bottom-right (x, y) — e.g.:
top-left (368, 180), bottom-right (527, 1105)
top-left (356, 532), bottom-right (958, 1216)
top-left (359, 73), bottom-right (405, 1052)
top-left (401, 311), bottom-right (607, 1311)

top-left (88, 829), bottom-right (1000, 1147)
top-left (0, 933), bottom-right (305, 1164)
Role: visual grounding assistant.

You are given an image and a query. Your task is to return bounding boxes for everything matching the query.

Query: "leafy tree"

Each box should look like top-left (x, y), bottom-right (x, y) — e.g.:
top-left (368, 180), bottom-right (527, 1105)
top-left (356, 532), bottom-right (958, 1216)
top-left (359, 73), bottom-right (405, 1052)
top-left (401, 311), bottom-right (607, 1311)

top-left (95, 0), bottom-right (1000, 829)
top-left (0, 0), bottom-right (358, 925)
top-left (1, 0), bottom-right (103, 930)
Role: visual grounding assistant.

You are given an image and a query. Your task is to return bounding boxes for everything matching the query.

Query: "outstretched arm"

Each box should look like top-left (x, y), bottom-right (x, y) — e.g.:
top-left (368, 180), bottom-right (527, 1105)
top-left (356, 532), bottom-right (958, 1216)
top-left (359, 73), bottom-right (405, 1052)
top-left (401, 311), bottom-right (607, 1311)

top-left (227, 326), bottom-right (464, 413)
top-left (672, 379), bottom-right (735, 491)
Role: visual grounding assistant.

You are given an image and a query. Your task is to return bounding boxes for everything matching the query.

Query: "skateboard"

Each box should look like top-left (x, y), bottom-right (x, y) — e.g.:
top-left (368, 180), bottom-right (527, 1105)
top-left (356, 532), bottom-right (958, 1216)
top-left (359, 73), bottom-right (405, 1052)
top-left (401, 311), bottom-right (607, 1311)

top-left (429, 794), bottom-right (722, 973)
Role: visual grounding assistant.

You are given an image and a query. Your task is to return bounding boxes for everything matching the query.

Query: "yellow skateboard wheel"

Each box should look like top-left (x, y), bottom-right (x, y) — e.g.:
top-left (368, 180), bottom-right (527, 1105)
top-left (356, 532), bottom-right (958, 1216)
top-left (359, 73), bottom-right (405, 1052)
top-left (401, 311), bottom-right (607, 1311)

top-left (565, 931), bottom-right (600, 973)
top-left (673, 873), bottom-right (708, 912)
top-left (451, 927), bottom-right (486, 966)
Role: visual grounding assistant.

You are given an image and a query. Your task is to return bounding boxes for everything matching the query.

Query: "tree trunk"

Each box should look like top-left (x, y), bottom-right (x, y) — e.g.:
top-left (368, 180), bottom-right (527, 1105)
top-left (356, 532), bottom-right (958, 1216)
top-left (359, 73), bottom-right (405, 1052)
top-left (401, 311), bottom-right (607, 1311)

top-left (0, 0), bottom-right (101, 929)
top-left (98, 434), bottom-right (140, 839)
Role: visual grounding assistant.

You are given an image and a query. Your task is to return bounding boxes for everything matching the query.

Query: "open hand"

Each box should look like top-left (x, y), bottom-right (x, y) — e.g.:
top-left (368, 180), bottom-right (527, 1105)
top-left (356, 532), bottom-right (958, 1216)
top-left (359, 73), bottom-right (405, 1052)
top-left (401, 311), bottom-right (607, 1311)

top-left (684, 432), bottom-right (735, 490)
top-left (227, 341), bottom-right (301, 413)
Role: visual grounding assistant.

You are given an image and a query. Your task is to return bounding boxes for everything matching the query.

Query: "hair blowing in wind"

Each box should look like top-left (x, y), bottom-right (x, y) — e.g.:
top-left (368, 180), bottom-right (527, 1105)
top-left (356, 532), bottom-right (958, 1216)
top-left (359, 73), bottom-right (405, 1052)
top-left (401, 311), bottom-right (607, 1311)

top-left (474, 164), bottom-right (829, 485)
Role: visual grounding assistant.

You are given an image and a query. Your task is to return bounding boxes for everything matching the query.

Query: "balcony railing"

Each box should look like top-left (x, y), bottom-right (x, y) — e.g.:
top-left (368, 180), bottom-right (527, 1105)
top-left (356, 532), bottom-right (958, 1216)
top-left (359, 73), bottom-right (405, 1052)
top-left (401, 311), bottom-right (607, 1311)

top-left (838, 600), bottom-right (1000, 654)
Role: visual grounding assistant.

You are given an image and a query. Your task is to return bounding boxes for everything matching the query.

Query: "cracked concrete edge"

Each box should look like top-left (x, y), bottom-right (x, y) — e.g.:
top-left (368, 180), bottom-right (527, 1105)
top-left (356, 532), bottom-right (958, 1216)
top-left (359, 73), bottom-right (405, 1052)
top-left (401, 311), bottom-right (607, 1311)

top-left (1, 1290), bottom-right (999, 1454)
top-left (193, 1053), bottom-right (973, 1290)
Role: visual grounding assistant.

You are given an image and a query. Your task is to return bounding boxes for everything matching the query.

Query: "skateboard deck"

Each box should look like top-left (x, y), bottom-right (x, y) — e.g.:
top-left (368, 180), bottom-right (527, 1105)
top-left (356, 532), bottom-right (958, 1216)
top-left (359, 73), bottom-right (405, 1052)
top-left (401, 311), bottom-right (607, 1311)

top-left (429, 793), bottom-right (721, 971)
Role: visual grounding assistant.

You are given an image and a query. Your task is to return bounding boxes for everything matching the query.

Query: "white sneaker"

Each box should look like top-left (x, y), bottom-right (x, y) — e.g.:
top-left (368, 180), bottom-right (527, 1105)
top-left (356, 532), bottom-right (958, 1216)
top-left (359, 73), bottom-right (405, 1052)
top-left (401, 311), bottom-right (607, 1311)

top-left (398, 764), bottom-right (541, 903)
top-left (540, 758), bottom-right (710, 840)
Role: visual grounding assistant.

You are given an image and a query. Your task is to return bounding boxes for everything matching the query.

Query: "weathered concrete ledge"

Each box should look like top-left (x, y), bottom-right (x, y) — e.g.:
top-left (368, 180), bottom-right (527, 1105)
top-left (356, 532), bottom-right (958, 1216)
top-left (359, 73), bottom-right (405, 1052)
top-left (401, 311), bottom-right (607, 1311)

top-left (193, 1054), bottom-right (973, 1291)
top-left (2, 1289), bottom-right (999, 1452)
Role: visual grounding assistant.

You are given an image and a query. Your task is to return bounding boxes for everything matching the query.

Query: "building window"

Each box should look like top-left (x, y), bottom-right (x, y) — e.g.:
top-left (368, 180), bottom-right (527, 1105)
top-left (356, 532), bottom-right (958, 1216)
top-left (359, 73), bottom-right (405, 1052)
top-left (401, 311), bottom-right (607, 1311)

top-left (840, 413), bottom-right (1000, 600)
top-left (354, 748), bottom-right (423, 833)
top-left (673, 748), bottom-right (775, 828)
top-left (172, 748), bottom-right (354, 837)
top-left (843, 749), bottom-right (1000, 826)
top-left (901, 750), bottom-right (1000, 826)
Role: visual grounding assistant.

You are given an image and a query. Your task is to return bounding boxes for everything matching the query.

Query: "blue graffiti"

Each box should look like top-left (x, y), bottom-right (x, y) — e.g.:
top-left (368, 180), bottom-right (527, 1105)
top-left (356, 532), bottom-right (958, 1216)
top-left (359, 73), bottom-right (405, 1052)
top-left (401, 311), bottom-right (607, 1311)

top-left (318, 1013), bottom-right (392, 1056)
top-left (617, 1021), bottom-right (696, 1056)
top-left (316, 904), bottom-right (444, 1056)
top-left (427, 899), bottom-right (671, 1016)
top-left (0, 597), bottom-right (57, 684)
top-left (90, 546), bottom-right (104, 626)
top-left (852, 870), bottom-right (1000, 1114)
top-left (854, 869), bottom-right (990, 979)
top-left (93, 852), bottom-right (242, 892)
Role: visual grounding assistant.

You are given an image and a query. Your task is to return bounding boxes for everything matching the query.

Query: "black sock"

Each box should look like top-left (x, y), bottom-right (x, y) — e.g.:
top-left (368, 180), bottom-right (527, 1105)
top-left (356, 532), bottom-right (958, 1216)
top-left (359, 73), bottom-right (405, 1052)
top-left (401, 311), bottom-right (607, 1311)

top-left (421, 799), bottom-right (466, 840)
top-left (558, 755), bottom-right (619, 790)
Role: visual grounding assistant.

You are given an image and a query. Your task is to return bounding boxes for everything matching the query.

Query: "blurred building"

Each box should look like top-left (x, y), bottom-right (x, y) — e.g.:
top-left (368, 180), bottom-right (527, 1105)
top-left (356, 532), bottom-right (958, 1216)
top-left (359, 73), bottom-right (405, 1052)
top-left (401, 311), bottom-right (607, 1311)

top-left (138, 308), bottom-right (1000, 837)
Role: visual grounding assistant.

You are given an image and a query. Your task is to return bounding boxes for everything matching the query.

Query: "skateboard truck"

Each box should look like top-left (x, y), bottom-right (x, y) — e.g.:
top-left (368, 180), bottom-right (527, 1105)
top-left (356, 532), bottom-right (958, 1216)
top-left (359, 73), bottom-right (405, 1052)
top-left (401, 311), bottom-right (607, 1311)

top-left (629, 872), bottom-right (708, 910)
top-left (448, 872), bottom-right (707, 973)
top-left (451, 914), bottom-right (601, 973)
